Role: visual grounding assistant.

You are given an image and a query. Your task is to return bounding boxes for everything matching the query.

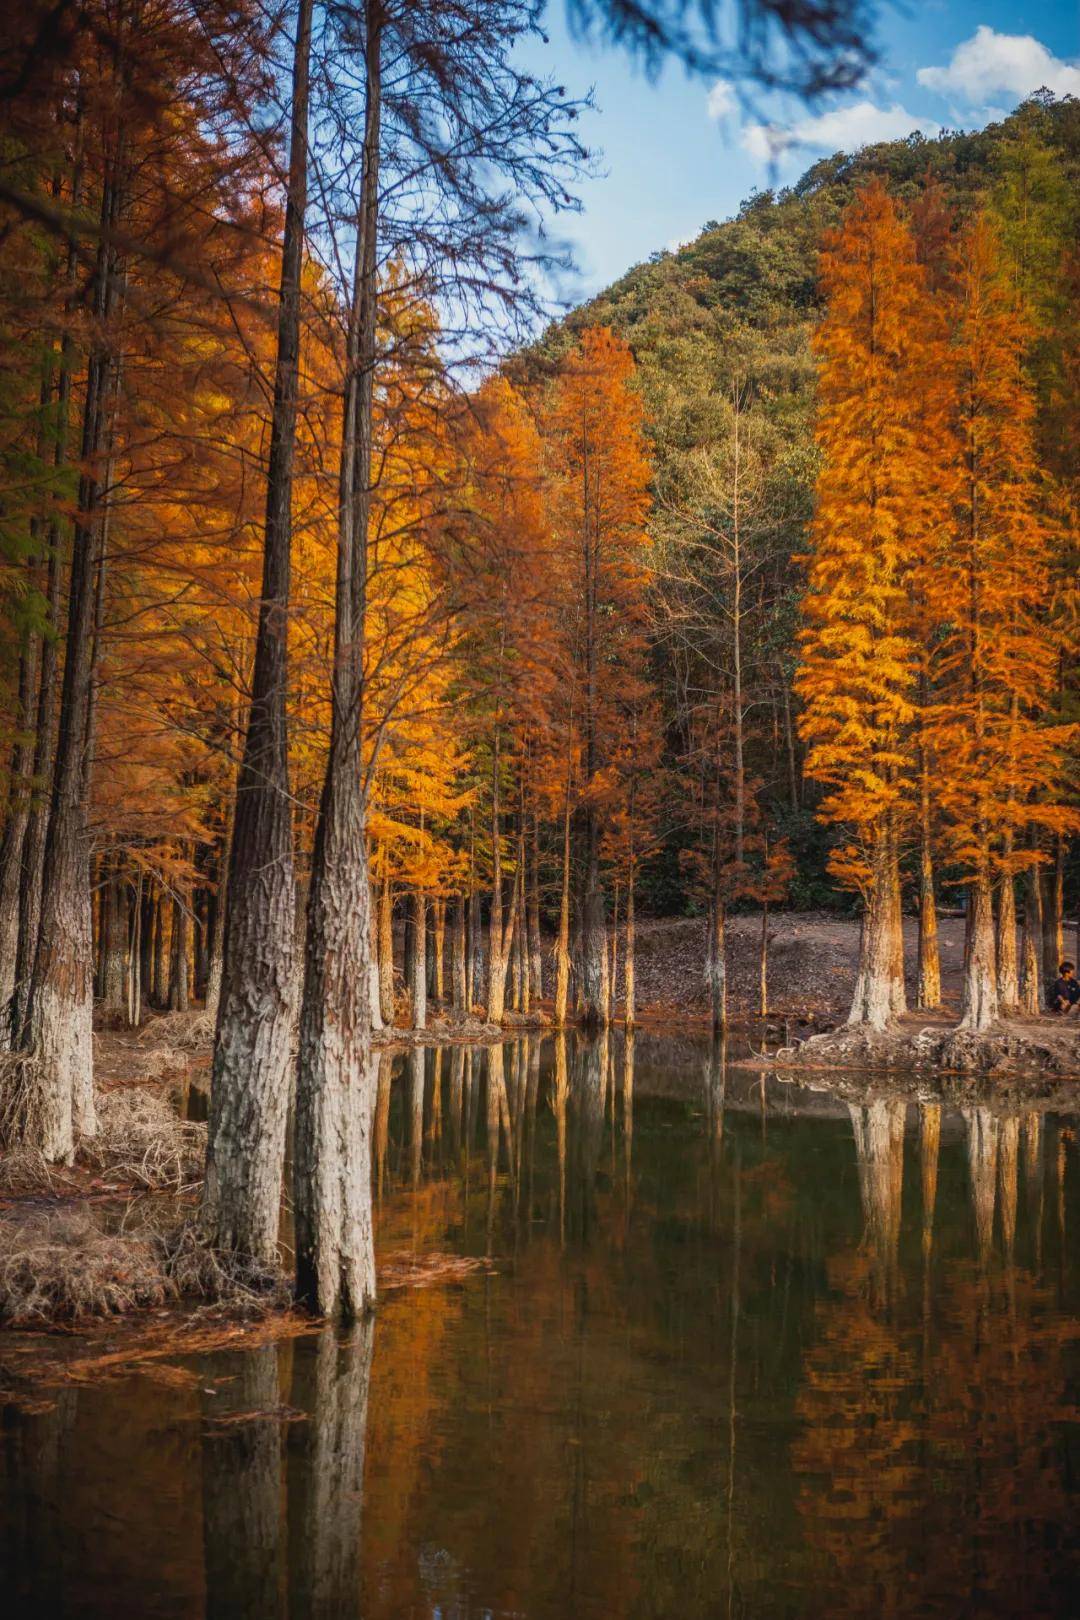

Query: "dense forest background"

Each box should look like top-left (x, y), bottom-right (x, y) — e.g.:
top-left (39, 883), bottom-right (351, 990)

top-left (533, 91), bottom-right (1080, 917)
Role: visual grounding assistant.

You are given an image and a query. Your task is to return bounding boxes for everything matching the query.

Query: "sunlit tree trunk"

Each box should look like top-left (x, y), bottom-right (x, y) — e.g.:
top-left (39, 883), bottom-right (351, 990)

top-left (848, 830), bottom-right (905, 1031)
top-left (916, 777), bottom-right (941, 1010)
top-left (20, 134), bottom-right (129, 1154)
top-left (293, 0), bottom-right (382, 1318)
top-left (624, 871), bottom-right (636, 1030)
top-left (376, 878), bottom-right (394, 1024)
top-left (960, 865), bottom-right (998, 1032)
top-left (168, 891), bottom-right (189, 1013)
top-left (202, 0), bottom-right (313, 1264)
top-left (407, 892), bottom-right (427, 1030)
top-left (996, 867), bottom-right (1019, 1012)
top-left (528, 814), bottom-right (543, 1004)
top-left (554, 758), bottom-right (572, 1027)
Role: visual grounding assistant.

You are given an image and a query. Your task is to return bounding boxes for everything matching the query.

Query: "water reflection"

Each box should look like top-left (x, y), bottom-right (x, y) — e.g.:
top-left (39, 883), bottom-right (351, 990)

top-left (1, 1036), bottom-right (1076, 1619)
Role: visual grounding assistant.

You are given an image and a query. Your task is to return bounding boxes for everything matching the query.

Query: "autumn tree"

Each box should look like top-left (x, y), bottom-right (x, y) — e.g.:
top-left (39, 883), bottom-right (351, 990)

top-left (546, 326), bottom-right (652, 1028)
top-left (796, 181), bottom-right (933, 1031)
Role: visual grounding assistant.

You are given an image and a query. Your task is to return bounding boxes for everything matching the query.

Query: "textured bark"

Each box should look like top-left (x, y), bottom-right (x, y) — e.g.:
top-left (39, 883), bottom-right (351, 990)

top-left (847, 837), bottom-right (905, 1031)
top-left (450, 895), bottom-right (467, 1013)
top-left (959, 871), bottom-right (998, 1032)
top-left (20, 148), bottom-right (127, 1155)
top-left (624, 878), bottom-right (636, 1030)
top-left (554, 787), bottom-right (571, 1027)
top-left (168, 892), bottom-right (189, 1013)
top-left (1020, 863), bottom-right (1042, 1013)
top-left (287, 1322), bottom-right (374, 1619)
top-left (202, 0), bottom-right (312, 1264)
top-left (707, 890), bottom-right (726, 1032)
top-left (0, 636), bottom-right (39, 1016)
top-left (100, 870), bottom-right (128, 1020)
top-left (293, 0), bottom-right (380, 1319)
top-left (916, 841), bottom-right (941, 1011)
top-left (995, 871), bottom-right (1019, 1011)
top-left (407, 892), bottom-right (427, 1030)
top-left (577, 807), bottom-right (607, 1029)
top-left (432, 897), bottom-right (445, 1004)
top-left (377, 879), bottom-right (394, 1024)
top-left (758, 902), bottom-right (768, 1018)
top-left (151, 893), bottom-right (168, 1008)
top-left (528, 816), bottom-right (543, 1003)
top-left (1040, 865), bottom-right (1060, 991)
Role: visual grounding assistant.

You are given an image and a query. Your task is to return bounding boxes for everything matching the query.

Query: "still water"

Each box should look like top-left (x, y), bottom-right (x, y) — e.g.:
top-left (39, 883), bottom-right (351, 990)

top-left (3, 1033), bottom-right (1078, 1618)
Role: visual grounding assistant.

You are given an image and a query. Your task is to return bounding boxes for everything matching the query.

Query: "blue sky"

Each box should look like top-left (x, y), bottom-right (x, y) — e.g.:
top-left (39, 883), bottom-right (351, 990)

top-left (525, 2), bottom-right (1080, 300)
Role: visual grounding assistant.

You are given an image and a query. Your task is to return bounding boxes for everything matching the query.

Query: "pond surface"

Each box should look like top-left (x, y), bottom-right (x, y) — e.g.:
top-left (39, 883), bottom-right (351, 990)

top-left (3, 1033), bottom-right (1079, 1618)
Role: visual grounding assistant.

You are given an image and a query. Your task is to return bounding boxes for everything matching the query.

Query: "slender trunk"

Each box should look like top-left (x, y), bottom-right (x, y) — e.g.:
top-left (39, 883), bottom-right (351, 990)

top-left (578, 806), bottom-right (606, 1029)
top-left (202, 0), bottom-right (313, 1264)
top-left (21, 134), bottom-right (129, 1154)
top-left (433, 897), bottom-right (445, 1005)
top-left (554, 771), bottom-right (571, 1027)
top-left (707, 823), bottom-right (726, 1030)
top-left (168, 891), bottom-right (189, 1013)
top-left (138, 882), bottom-right (154, 1008)
top-left (996, 867), bottom-right (1019, 1013)
top-left (100, 870), bottom-right (127, 1020)
top-left (609, 881), bottom-right (619, 1022)
top-left (624, 874), bottom-right (636, 1031)
top-left (916, 776), bottom-right (941, 1009)
top-left (780, 666), bottom-right (799, 810)
top-left (1040, 865), bottom-right (1059, 990)
top-left (848, 830), bottom-right (905, 1031)
top-left (759, 901), bottom-right (768, 1019)
top-left (126, 872), bottom-right (141, 1029)
top-left (377, 877), bottom-right (394, 1024)
top-left (408, 892), bottom-right (427, 1030)
top-left (151, 892), bottom-right (168, 1009)
top-left (294, 0), bottom-right (381, 1319)
top-left (959, 867), bottom-right (998, 1032)
top-left (1020, 859), bottom-right (1042, 1014)
top-left (528, 813), bottom-right (543, 1004)
top-left (0, 635), bottom-right (39, 1015)
top-left (451, 895), bottom-right (467, 1014)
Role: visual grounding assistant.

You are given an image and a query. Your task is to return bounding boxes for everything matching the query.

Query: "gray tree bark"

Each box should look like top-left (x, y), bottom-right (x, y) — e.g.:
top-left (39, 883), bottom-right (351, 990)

top-left (201, 0), bottom-right (313, 1266)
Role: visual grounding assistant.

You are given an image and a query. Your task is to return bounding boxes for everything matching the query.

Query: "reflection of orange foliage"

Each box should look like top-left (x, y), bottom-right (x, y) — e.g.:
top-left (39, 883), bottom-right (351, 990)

top-left (794, 1248), bottom-right (1080, 1617)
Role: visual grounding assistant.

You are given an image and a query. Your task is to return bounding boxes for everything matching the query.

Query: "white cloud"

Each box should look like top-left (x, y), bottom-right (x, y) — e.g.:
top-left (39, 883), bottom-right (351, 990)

top-left (742, 100), bottom-right (940, 164)
top-left (706, 79), bottom-right (735, 121)
top-left (917, 26), bottom-right (1080, 103)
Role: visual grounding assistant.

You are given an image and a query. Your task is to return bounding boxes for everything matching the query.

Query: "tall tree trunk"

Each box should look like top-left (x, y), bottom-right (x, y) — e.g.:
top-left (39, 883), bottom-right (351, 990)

top-left (294, 0), bottom-right (382, 1317)
top-left (12, 123), bottom-right (85, 1049)
top-left (624, 872), bottom-right (636, 1031)
top-left (758, 900), bottom-right (769, 1018)
top-left (408, 892), bottom-right (427, 1031)
top-left (848, 831), bottom-right (905, 1031)
top-left (432, 897), bottom-right (446, 1005)
top-left (151, 891), bottom-right (168, 1009)
top-left (20, 136), bottom-right (129, 1155)
top-left (0, 636), bottom-right (39, 1017)
top-left (554, 767), bottom-right (571, 1027)
top-left (959, 867), bottom-right (998, 1032)
top-left (451, 895), bottom-right (467, 1014)
top-left (202, 0), bottom-right (313, 1264)
top-left (578, 806), bottom-right (606, 1029)
top-left (169, 891), bottom-right (190, 1013)
top-left (100, 868), bottom-right (128, 1021)
top-left (916, 796), bottom-right (941, 1011)
top-left (528, 813), bottom-right (543, 1004)
top-left (1020, 858), bottom-right (1042, 1014)
top-left (996, 867), bottom-right (1019, 1013)
top-left (377, 877), bottom-right (394, 1025)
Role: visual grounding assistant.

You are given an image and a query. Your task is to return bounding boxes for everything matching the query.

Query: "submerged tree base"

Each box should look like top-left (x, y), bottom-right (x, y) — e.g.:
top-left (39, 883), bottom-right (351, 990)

top-left (761, 1014), bottom-right (1080, 1081)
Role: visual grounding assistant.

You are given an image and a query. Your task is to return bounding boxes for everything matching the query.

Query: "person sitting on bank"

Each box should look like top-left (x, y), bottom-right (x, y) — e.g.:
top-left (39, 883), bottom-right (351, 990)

top-left (1050, 961), bottom-right (1080, 1016)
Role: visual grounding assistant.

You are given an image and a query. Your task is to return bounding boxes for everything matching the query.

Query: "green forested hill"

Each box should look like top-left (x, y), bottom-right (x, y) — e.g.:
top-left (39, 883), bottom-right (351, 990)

top-left (528, 93), bottom-right (1080, 911)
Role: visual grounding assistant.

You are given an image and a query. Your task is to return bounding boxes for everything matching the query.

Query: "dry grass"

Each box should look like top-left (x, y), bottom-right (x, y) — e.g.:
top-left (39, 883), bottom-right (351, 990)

top-left (156, 1219), bottom-right (290, 1312)
top-left (0, 1208), bottom-right (174, 1326)
top-left (0, 1051), bottom-right (47, 1151)
top-left (82, 1085), bottom-right (206, 1192)
top-left (136, 1009), bottom-right (215, 1051)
